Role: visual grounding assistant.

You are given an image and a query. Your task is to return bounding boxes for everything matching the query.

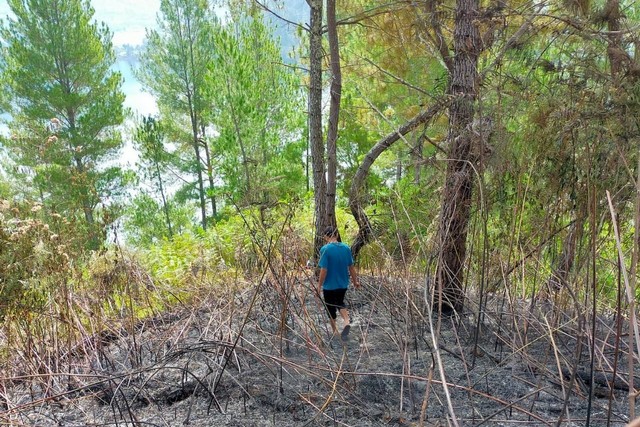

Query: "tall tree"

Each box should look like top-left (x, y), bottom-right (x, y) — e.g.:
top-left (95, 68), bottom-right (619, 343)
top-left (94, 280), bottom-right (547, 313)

top-left (258, 0), bottom-right (341, 260)
top-left (0, 0), bottom-right (127, 249)
top-left (435, 0), bottom-right (483, 313)
top-left (324, 0), bottom-right (341, 232)
top-left (138, 0), bottom-right (218, 229)
top-left (207, 11), bottom-right (306, 207)
top-left (307, 0), bottom-right (326, 261)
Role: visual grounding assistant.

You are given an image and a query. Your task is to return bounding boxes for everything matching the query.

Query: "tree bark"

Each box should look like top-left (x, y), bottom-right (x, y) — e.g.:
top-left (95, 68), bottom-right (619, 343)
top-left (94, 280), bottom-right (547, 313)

top-left (325, 0), bottom-right (341, 231)
top-left (308, 0), bottom-right (326, 263)
top-left (435, 0), bottom-right (481, 313)
top-left (185, 10), bottom-right (208, 229)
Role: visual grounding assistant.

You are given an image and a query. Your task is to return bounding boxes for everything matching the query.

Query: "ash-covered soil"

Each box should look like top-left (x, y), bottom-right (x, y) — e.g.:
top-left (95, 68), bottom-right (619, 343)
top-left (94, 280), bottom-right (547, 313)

top-left (1, 275), bottom-right (637, 426)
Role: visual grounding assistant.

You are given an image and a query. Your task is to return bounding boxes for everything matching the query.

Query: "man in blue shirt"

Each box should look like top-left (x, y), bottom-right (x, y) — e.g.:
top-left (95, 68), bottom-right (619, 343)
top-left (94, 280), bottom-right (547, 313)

top-left (317, 226), bottom-right (360, 340)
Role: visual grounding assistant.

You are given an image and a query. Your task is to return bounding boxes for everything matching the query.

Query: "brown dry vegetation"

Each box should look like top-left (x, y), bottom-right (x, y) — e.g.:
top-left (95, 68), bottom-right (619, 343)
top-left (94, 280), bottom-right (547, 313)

top-left (1, 257), bottom-right (638, 426)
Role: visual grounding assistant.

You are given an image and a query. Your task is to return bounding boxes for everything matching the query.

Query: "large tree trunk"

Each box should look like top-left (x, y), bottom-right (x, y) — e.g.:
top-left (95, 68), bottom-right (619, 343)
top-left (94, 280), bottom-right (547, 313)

top-left (308, 0), bottom-right (326, 263)
top-left (325, 0), bottom-right (341, 231)
top-left (435, 0), bottom-right (481, 313)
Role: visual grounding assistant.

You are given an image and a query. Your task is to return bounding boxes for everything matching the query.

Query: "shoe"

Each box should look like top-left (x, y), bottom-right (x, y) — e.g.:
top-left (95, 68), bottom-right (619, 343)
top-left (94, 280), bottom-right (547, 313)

top-left (341, 324), bottom-right (351, 341)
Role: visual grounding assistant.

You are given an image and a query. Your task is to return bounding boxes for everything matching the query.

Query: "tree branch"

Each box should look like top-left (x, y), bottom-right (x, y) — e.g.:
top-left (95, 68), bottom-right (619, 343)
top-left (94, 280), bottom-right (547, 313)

top-left (349, 97), bottom-right (453, 259)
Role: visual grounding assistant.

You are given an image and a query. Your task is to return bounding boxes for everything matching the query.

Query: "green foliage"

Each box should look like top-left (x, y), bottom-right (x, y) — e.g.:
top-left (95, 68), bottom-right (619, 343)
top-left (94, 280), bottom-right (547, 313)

top-left (138, 0), bottom-right (216, 117)
top-left (137, 195), bottom-right (359, 288)
top-left (207, 11), bottom-right (307, 206)
top-left (0, 0), bottom-right (127, 249)
top-left (0, 172), bottom-right (12, 198)
top-left (351, 175), bottom-right (442, 271)
top-left (141, 230), bottom-right (230, 299)
top-left (122, 193), bottom-right (193, 248)
top-left (131, 116), bottom-right (180, 240)
top-left (335, 0), bottom-right (450, 188)
top-left (134, 117), bottom-right (174, 171)
top-left (135, 2), bottom-right (307, 228)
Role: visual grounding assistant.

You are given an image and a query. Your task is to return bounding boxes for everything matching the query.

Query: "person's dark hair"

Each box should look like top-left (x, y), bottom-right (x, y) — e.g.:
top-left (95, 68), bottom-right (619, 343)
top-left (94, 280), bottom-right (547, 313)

top-left (323, 225), bottom-right (342, 242)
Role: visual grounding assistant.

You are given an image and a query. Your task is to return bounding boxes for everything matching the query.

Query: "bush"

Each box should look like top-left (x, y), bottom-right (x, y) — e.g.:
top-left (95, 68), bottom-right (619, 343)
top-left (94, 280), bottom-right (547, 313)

top-left (0, 199), bottom-right (80, 318)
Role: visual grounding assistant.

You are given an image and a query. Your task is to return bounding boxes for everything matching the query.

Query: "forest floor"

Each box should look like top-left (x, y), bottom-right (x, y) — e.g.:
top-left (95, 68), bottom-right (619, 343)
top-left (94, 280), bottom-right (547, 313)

top-left (1, 274), bottom-right (638, 426)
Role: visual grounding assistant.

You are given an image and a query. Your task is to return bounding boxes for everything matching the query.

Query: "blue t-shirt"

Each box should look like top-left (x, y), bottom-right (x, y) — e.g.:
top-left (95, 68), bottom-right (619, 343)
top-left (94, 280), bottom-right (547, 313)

top-left (318, 242), bottom-right (353, 290)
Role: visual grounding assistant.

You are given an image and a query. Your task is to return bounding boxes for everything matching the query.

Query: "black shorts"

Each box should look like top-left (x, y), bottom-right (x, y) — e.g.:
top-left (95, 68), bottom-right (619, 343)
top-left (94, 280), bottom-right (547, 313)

top-left (323, 288), bottom-right (347, 319)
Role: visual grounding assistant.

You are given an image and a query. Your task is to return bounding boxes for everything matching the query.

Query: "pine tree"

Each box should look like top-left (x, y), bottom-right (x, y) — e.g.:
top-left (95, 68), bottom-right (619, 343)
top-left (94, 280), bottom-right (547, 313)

top-left (137, 0), bottom-right (218, 230)
top-left (208, 10), bottom-right (306, 207)
top-left (0, 0), bottom-right (127, 248)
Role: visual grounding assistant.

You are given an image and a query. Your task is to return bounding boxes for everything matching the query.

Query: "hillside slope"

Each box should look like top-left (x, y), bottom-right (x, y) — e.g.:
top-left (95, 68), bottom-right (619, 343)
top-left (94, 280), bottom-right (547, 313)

top-left (1, 275), bottom-right (635, 426)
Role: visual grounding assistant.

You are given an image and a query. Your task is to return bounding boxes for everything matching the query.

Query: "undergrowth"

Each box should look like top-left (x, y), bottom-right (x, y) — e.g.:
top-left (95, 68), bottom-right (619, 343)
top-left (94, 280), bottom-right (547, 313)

top-left (1, 193), bottom-right (638, 425)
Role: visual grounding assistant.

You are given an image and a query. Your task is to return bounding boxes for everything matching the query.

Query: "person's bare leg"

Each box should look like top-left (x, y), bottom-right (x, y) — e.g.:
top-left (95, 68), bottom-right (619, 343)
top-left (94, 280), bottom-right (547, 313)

top-left (329, 318), bottom-right (339, 335)
top-left (339, 308), bottom-right (350, 327)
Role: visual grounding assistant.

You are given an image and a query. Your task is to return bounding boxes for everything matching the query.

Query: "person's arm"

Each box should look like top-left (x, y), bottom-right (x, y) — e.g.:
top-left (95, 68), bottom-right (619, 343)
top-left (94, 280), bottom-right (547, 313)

top-left (317, 268), bottom-right (327, 295)
top-left (349, 265), bottom-right (360, 288)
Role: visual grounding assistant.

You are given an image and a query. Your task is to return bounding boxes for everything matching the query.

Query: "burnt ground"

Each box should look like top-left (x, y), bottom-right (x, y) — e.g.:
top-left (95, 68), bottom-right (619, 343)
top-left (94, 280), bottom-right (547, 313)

top-left (1, 275), bottom-right (638, 426)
